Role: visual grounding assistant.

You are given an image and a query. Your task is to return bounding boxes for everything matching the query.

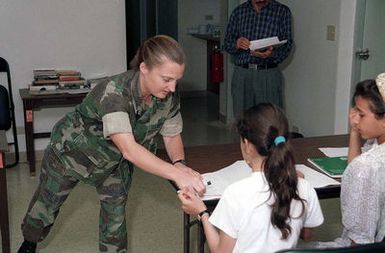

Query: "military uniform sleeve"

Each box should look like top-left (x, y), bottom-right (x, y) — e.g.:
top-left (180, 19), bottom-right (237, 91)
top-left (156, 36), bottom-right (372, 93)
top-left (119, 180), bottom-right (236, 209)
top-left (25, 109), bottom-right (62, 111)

top-left (95, 80), bottom-right (133, 138)
top-left (159, 92), bottom-right (183, 137)
top-left (102, 112), bottom-right (132, 138)
top-left (159, 112), bottom-right (182, 136)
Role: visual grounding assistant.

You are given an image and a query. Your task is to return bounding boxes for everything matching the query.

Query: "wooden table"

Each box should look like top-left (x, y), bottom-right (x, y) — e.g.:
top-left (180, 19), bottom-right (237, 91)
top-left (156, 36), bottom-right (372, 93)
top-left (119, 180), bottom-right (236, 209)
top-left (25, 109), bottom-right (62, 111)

top-left (0, 130), bottom-right (10, 253)
top-left (19, 89), bottom-right (88, 176)
top-left (163, 134), bottom-right (349, 253)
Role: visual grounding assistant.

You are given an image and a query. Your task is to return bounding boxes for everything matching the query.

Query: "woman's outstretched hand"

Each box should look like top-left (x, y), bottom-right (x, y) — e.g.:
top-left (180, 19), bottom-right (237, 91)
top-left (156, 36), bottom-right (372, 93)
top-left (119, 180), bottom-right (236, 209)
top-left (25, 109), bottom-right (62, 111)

top-left (174, 163), bottom-right (206, 196)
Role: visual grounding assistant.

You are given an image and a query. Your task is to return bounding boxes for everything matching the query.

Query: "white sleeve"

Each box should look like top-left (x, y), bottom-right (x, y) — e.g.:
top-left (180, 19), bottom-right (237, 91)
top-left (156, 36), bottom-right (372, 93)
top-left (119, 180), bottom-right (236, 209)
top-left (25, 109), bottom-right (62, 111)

top-left (303, 184), bottom-right (324, 228)
top-left (209, 188), bottom-right (238, 239)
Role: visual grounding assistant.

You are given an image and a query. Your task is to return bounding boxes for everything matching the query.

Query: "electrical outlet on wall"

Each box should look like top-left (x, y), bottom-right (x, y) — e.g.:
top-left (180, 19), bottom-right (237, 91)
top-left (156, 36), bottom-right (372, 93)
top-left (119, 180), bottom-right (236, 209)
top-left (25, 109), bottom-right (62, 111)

top-left (327, 25), bottom-right (336, 41)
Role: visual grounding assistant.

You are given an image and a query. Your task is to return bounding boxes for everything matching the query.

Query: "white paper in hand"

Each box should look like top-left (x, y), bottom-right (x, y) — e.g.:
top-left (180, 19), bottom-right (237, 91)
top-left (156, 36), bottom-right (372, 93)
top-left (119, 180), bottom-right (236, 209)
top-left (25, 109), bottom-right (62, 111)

top-left (249, 36), bottom-right (287, 51)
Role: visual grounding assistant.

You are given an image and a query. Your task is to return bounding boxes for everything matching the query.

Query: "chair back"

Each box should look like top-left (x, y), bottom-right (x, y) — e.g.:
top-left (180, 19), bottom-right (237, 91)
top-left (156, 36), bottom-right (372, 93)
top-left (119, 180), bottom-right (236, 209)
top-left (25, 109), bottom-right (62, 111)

top-left (0, 57), bottom-right (11, 87)
top-left (275, 242), bottom-right (385, 253)
top-left (0, 85), bottom-right (11, 130)
top-left (0, 57), bottom-right (19, 167)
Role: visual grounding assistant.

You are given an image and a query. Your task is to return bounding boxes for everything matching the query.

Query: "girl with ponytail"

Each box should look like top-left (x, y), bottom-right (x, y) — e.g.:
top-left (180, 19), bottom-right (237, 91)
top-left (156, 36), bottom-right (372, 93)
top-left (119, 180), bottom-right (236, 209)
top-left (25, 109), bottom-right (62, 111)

top-left (178, 103), bottom-right (324, 253)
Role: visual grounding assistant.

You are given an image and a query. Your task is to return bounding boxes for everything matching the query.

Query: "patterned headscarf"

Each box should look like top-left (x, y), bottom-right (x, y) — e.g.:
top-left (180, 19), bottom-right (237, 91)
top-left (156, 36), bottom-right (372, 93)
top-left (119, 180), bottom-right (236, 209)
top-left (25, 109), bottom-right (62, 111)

top-left (376, 73), bottom-right (385, 101)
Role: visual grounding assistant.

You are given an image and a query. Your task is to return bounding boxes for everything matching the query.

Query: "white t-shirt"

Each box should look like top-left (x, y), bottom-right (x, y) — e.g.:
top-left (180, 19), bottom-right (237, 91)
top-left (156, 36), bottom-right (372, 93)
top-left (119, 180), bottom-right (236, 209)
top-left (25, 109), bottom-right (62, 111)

top-left (209, 171), bottom-right (324, 253)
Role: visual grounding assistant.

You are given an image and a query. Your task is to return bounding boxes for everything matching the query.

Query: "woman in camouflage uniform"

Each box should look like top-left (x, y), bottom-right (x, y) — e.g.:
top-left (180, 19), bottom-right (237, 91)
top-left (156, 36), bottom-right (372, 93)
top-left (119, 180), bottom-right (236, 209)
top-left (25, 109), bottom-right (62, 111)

top-left (18, 35), bottom-right (205, 253)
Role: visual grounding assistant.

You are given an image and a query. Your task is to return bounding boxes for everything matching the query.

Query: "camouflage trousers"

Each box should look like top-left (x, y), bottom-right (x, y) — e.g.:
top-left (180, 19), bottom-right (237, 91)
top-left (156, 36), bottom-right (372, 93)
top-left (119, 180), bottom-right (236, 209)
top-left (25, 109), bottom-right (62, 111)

top-left (21, 146), bottom-right (131, 252)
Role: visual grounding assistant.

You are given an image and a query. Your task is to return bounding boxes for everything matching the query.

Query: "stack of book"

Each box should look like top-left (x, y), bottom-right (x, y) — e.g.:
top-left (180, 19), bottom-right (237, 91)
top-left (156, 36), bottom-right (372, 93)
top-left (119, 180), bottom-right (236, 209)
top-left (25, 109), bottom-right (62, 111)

top-left (30, 69), bottom-right (59, 91)
top-left (29, 69), bottom-right (88, 94)
top-left (57, 70), bottom-right (86, 90)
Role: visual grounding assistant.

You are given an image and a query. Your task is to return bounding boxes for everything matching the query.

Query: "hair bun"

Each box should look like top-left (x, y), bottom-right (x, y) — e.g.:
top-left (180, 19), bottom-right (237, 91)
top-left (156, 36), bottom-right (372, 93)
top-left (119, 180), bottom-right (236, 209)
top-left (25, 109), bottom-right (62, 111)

top-left (376, 73), bottom-right (385, 101)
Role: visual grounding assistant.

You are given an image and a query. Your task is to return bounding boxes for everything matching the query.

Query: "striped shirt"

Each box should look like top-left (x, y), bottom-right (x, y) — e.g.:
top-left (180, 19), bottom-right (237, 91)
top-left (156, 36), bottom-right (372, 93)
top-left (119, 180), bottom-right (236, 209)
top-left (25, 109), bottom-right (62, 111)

top-left (224, 0), bottom-right (293, 65)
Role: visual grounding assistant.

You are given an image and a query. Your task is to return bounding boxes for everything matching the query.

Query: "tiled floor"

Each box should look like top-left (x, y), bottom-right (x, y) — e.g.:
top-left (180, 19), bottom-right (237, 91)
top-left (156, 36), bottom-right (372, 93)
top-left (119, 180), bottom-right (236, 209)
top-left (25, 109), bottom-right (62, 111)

top-left (1, 92), bottom-right (342, 252)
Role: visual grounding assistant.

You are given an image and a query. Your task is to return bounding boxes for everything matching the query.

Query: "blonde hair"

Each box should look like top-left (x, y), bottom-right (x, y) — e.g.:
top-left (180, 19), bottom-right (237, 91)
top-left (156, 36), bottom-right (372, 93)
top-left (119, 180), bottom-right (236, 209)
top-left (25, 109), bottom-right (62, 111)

top-left (129, 35), bottom-right (185, 69)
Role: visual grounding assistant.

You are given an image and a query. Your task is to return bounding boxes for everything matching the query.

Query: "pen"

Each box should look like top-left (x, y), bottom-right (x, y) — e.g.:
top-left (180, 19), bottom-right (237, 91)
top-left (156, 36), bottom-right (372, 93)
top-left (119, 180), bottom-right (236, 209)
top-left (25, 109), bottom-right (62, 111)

top-left (176, 181), bottom-right (212, 194)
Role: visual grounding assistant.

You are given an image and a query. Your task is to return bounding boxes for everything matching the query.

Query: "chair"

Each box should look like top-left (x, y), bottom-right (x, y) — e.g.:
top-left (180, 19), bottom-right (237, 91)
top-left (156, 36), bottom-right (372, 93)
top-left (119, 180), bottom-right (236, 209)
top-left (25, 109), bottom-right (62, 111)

top-left (0, 57), bottom-right (19, 168)
top-left (275, 242), bottom-right (385, 253)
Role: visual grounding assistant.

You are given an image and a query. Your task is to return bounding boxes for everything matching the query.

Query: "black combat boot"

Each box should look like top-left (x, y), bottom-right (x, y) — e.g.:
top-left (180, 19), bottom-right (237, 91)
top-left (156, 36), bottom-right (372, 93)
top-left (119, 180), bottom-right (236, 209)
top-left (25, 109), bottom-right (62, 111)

top-left (17, 240), bottom-right (37, 253)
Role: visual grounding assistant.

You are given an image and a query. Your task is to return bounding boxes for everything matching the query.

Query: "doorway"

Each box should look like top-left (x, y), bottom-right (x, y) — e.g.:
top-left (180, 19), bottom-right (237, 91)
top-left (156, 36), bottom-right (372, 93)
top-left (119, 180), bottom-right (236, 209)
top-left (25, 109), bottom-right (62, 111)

top-left (353, 0), bottom-right (385, 85)
top-left (125, 0), bottom-right (178, 66)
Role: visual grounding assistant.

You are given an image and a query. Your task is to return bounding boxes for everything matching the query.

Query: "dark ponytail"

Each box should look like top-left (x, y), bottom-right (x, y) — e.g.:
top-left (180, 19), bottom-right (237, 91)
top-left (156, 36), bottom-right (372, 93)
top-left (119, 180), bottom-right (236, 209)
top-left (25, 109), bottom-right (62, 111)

top-left (353, 79), bottom-right (385, 119)
top-left (236, 103), bottom-right (305, 239)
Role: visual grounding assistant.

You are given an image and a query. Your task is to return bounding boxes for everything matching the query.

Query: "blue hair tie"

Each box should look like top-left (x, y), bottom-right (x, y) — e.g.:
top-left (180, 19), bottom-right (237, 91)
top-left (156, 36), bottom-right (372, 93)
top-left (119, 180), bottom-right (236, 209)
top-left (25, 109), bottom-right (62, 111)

top-left (274, 136), bottom-right (286, 146)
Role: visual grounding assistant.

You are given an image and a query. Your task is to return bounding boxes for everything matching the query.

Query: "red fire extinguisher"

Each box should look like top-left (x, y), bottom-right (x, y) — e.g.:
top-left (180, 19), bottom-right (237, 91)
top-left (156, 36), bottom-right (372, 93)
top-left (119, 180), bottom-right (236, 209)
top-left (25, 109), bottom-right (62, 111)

top-left (210, 45), bottom-right (224, 83)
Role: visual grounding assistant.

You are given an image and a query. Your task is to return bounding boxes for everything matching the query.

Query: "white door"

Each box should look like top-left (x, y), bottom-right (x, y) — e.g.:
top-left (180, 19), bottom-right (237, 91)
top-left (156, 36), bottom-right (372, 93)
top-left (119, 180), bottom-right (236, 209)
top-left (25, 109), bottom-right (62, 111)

top-left (354, 0), bottom-right (385, 84)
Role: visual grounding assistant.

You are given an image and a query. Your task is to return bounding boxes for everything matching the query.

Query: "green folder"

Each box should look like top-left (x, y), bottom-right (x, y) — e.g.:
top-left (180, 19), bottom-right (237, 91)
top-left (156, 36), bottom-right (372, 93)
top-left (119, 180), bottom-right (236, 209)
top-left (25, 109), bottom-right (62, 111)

top-left (307, 156), bottom-right (348, 178)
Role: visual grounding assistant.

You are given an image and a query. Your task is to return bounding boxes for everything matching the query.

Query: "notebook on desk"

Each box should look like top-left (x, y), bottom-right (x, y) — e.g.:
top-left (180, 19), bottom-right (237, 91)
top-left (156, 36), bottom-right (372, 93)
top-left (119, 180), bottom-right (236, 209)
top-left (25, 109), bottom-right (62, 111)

top-left (307, 156), bottom-right (348, 178)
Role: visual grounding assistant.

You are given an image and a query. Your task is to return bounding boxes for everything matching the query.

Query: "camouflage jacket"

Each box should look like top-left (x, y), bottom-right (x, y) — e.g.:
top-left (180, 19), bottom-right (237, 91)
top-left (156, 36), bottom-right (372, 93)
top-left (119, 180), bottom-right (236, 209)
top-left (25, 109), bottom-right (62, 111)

top-left (49, 70), bottom-right (181, 188)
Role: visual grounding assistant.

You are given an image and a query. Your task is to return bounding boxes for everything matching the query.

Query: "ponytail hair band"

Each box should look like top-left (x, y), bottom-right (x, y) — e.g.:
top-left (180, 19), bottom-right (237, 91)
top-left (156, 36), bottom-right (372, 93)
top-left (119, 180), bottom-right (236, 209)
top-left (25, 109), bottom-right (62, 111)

top-left (274, 136), bottom-right (286, 146)
top-left (376, 73), bottom-right (385, 101)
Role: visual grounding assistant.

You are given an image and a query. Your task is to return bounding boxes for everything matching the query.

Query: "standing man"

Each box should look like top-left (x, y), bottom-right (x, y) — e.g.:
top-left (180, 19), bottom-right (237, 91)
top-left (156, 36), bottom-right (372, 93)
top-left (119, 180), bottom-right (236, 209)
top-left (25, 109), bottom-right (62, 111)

top-left (224, 0), bottom-right (293, 117)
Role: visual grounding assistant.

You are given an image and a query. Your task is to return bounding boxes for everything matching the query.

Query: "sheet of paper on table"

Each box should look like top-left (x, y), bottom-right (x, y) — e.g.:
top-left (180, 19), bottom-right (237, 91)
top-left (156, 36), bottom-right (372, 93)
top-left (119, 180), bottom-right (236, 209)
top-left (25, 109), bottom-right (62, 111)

top-left (202, 160), bottom-right (251, 201)
top-left (318, 147), bottom-right (348, 157)
top-left (295, 164), bottom-right (341, 187)
top-left (201, 161), bottom-right (340, 201)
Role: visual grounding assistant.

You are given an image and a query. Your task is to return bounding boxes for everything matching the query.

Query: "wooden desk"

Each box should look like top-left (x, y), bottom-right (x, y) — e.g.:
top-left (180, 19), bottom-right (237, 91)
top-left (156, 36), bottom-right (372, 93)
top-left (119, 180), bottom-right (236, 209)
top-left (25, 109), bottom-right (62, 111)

top-left (0, 130), bottom-right (10, 253)
top-left (19, 89), bottom-right (87, 176)
top-left (165, 134), bottom-right (348, 253)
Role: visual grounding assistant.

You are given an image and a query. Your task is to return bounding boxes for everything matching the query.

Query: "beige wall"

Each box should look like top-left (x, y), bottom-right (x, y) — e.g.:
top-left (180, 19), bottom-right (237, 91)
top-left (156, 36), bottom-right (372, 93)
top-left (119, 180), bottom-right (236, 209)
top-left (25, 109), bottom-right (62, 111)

top-left (280, 0), bottom-right (355, 136)
top-left (0, 0), bottom-right (126, 151)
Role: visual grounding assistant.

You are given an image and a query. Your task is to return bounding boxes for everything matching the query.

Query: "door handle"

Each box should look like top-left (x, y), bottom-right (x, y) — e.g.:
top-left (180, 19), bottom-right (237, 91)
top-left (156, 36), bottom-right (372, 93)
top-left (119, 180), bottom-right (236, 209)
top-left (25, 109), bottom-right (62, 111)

top-left (356, 48), bottom-right (370, 60)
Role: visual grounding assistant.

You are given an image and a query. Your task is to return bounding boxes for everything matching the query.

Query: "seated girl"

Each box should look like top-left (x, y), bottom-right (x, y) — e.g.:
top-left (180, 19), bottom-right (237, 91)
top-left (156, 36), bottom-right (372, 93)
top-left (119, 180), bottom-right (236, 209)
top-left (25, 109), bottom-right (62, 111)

top-left (317, 74), bottom-right (385, 247)
top-left (178, 103), bottom-right (324, 253)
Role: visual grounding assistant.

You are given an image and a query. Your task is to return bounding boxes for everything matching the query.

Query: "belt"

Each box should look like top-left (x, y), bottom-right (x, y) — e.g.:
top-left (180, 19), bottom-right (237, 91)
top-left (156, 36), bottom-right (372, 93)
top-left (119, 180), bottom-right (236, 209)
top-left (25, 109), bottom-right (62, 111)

top-left (238, 63), bottom-right (277, 70)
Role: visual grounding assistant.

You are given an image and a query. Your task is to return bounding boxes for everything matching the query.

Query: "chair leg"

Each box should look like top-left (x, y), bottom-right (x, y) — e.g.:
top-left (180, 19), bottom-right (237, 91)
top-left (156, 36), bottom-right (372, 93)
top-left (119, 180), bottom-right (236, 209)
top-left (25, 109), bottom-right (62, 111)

top-left (5, 98), bottom-right (19, 168)
top-left (5, 117), bottom-right (19, 168)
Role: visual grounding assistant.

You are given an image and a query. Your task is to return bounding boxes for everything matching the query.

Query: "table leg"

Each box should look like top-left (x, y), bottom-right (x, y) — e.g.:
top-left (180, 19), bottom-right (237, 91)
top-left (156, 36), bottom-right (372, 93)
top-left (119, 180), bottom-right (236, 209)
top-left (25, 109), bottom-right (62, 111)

top-left (197, 221), bottom-right (205, 253)
top-left (22, 101), bottom-right (36, 176)
top-left (0, 152), bottom-right (11, 253)
top-left (184, 213), bottom-right (190, 253)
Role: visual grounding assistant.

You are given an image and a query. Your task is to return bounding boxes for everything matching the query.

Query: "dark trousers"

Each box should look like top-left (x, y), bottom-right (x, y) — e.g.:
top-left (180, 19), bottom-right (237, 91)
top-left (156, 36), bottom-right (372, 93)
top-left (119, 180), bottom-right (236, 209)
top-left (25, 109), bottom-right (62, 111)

top-left (231, 65), bottom-right (283, 118)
